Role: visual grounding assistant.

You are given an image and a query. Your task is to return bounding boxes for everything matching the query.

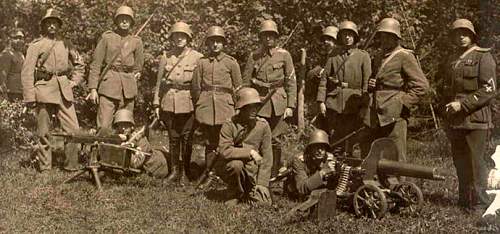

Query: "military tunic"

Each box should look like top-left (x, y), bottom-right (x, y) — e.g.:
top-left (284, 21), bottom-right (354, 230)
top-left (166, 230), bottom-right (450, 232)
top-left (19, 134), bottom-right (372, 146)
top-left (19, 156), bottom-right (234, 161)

top-left (438, 45), bottom-right (496, 209)
top-left (284, 154), bottom-right (328, 199)
top-left (317, 48), bottom-right (371, 155)
top-left (130, 134), bottom-right (169, 178)
top-left (360, 45), bottom-right (429, 161)
top-left (21, 37), bottom-right (84, 171)
top-left (217, 116), bottom-right (273, 201)
top-left (88, 31), bottom-right (144, 128)
top-left (0, 47), bottom-right (24, 100)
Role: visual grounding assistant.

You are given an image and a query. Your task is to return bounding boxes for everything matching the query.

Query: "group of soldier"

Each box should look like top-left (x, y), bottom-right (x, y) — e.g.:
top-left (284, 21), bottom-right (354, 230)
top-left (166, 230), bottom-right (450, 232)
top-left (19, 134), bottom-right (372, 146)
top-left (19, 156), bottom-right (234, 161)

top-left (0, 5), bottom-right (496, 213)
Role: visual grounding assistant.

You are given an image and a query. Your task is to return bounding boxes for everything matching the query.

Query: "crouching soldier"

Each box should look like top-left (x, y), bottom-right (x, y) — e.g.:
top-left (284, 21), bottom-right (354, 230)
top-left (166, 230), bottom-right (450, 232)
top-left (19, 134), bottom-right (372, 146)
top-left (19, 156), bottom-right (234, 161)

top-left (109, 109), bottom-right (169, 178)
top-left (284, 129), bottom-right (337, 200)
top-left (216, 87), bottom-right (273, 205)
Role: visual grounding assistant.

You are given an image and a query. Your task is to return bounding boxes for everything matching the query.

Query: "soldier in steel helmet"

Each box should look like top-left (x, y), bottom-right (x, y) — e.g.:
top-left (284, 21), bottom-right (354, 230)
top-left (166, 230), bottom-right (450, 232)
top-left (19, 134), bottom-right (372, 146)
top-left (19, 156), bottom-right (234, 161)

top-left (102, 109), bottom-right (169, 178)
top-left (152, 21), bottom-right (204, 184)
top-left (0, 28), bottom-right (25, 101)
top-left (317, 21), bottom-right (372, 157)
top-left (87, 5), bottom-right (144, 129)
top-left (437, 19), bottom-right (496, 212)
top-left (21, 8), bottom-right (85, 172)
top-left (307, 26), bottom-right (340, 82)
top-left (361, 18), bottom-right (429, 161)
top-left (242, 19), bottom-right (297, 179)
top-left (284, 129), bottom-right (337, 200)
top-left (216, 87), bottom-right (273, 206)
top-left (191, 26), bottom-right (242, 175)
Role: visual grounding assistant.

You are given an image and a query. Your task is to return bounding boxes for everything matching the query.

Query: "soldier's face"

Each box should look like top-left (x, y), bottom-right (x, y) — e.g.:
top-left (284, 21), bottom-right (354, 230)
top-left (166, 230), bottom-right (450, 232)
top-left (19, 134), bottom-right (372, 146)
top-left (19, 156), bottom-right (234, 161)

top-left (116, 15), bottom-right (132, 31)
top-left (259, 32), bottom-right (277, 48)
top-left (239, 103), bottom-right (259, 121)
top-left (116, 122), bottom-right (134, 135)
top-left (10, 34), bottom-right (25, 50)
top-left (340, 30), bottom-right (356, 46)
top-left (309, 144), bottom-right (327, 162)
top-left (453, 29), bottom-right (474, 48)
top-left (172, 32), bottom-right (189, 48)
top-left (43, 18), bottom-right (61, 35)
top-left (377, 32), bottom-right (398, 50)
top-left (322, 36), bottom-right (336, 54)
top-left (207, 37), bottom-right (224, 53)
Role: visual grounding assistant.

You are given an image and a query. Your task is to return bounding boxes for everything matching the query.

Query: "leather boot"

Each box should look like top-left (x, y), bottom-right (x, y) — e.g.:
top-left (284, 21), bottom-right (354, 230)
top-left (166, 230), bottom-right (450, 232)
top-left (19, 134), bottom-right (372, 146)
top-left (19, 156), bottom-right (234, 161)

top-left (271, 145), bottom-right (282, 178)
top-left (165, 140), bottom-right (181, 183)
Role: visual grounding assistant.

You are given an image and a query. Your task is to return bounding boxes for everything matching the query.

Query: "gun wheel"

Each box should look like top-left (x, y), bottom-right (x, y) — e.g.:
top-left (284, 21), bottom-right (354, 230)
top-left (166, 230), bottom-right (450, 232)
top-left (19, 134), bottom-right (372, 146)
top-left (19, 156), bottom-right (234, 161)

top-left (394, 181), bottom-right (423, 214)
top-left (353, 184), bottom-right (387, 219)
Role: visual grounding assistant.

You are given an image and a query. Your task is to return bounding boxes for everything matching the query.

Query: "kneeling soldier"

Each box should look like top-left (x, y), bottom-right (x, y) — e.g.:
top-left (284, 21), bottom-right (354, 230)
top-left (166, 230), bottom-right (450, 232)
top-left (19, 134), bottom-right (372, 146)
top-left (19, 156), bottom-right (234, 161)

top-left (284, 129), bottom-right (337, 200)
top-left (110, 109), bottom-right (169, 178)
top-left (217, 87), bottom-right (273, 205)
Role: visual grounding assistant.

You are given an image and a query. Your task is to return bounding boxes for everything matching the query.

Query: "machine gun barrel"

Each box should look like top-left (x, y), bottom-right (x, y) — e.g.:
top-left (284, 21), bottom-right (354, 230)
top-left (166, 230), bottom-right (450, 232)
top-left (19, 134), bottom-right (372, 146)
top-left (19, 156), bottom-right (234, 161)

top-left (51, 133), bottom-right (123, 144)
top-left (378, 159), bottom-right (447, 181)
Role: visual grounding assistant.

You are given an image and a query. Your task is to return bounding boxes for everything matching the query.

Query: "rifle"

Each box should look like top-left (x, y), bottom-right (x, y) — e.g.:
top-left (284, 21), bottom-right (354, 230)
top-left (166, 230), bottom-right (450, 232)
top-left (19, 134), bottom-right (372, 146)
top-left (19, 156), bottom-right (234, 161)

top-left (193, 88), bottom-right (279, 191)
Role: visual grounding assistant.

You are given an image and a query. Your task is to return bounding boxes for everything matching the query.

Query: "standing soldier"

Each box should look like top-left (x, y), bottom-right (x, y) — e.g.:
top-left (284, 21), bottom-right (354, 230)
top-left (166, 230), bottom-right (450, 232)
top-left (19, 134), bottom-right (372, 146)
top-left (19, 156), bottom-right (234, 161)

top-left (307, 26), bottom-right (339, 82)
top-left (362, 18), bottom-right (429, 161)
top-left (242, 19), bottom-right (297, 178)
top-left (87, 5), bottom-right (144, 129)
top-left (191, 26), bottom-right (242, 171)
top-left (437, 19), bottom-right (496, 212)
top-left (153, 22), bottom-right (203, 183)
top-left (217, 87), bottom-right (273, 205)
top-left (317, 21), bottom-right (371, 157)
top-left (0, 28), bottom-right (25, 101)
top-left (21, 8), bottom-right (84, 172)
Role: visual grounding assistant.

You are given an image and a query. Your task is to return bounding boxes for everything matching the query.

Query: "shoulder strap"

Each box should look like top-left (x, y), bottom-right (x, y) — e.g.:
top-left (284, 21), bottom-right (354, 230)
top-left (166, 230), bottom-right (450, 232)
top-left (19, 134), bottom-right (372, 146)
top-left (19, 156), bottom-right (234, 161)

top-left (453, 45), bottom-right (479, 68)
top-left (37, 41), bottom-right (57, 68)
top-left (375, 48), bottom-right (406, 78)
top-left (163, 48), bottom-right (192, 81)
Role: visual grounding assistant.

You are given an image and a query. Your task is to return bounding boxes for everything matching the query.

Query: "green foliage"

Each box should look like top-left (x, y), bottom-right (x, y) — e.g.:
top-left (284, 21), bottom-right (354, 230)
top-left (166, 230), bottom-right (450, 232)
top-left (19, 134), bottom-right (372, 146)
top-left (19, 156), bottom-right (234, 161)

top-left (0, 99), bottom-right (37, 148)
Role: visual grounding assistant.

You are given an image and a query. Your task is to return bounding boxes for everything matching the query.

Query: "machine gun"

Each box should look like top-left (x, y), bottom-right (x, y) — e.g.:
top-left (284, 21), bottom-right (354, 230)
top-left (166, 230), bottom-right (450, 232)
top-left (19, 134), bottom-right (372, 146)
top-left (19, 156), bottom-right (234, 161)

top-left (51, 132), bottom-right (124, 144)
top-left (286, 137), bottom-right (450, 220)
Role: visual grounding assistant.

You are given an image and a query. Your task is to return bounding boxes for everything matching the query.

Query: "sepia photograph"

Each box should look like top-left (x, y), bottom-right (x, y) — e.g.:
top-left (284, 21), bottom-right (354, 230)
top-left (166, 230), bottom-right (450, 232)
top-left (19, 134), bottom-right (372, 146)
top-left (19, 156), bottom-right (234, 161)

top-left (0, 0), bottom-right (499, 232)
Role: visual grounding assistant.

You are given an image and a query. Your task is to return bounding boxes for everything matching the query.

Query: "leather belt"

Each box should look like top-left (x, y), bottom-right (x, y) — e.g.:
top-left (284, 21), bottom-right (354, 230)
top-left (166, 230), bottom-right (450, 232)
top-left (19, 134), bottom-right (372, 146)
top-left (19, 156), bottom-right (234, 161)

top-left (376, 84), bottom-right (402, 91)
top-left (34, 68), bottom-right (71, 81)
top-left (201, 85), bottom-right (233, 94)
top-left (251, 79), bottom-right (284, 89)
top-left (110, 64), bottom-right (134, 73)
top-left (165, 83), bottom-right (191, 90)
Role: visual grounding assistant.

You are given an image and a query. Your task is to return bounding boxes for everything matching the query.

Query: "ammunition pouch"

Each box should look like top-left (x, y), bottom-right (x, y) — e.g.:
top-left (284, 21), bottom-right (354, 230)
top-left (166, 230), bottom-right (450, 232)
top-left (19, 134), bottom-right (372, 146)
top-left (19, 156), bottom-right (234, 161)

top-left (201, 85), bottom-right (233, 94)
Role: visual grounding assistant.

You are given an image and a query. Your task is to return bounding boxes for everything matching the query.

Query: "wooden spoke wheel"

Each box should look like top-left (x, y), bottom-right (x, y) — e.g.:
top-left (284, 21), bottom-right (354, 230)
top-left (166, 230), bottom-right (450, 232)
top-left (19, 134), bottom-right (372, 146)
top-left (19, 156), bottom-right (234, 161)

top-left (353, 184), bottom-right (388, 219)
top-left (394, 181), bottom-right (423, 214)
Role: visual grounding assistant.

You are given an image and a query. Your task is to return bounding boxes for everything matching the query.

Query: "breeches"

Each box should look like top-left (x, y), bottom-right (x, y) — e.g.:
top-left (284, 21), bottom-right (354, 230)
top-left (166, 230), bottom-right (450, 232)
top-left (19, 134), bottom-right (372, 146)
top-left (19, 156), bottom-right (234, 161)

top-left (97, 94), bottom-right (134, 129)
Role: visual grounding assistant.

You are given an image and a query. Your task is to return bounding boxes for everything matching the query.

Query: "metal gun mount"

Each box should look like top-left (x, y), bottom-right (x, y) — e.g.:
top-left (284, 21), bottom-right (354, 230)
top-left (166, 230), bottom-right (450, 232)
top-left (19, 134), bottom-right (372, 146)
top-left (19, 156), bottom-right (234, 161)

top-left (287, 137), bottom-right (450, 220)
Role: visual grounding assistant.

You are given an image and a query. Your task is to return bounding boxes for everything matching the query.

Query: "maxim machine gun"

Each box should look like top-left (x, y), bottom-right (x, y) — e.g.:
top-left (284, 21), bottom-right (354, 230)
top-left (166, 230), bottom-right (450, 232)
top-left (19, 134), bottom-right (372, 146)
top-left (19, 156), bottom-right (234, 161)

top-left (287, 138), bottom-right (450, 220)
top-left (54, 130), bottom-right (150, 191)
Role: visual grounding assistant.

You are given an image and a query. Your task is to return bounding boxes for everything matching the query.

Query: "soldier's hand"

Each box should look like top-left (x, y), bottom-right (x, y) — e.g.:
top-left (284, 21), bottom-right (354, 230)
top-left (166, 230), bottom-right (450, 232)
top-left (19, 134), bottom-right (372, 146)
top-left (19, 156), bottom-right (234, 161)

top-left (86, 89), bottom-right (99, 105)
top-left (250, 149), bottom-right (263, 165)
top-left (445, 101), bottom-right (462, 113)
top-left (368, 78), bottom-right (377, 90)
top-left (283, 107), bottom-right (294, 119)
top-left (134, 72), bottom-right (141, 80)
top-left (319, 167), bottom-right (335, 181)
top-left (319, 102), bottom-right (326, 115)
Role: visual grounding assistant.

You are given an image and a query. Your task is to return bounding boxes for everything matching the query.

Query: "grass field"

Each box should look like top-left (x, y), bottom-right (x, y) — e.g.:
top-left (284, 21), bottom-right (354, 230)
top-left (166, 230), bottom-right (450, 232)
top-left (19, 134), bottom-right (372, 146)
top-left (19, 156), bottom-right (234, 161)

top-left (0, 129), bottom-right (499, 233)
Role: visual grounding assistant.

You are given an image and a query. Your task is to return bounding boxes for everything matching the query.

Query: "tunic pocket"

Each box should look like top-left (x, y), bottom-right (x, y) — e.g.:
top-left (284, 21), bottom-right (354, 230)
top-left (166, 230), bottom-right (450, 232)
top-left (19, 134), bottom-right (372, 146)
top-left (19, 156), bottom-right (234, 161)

top-left (462, 76), bottom-right (479, 91)
top-left (470, 107), bottom-right (489, 123)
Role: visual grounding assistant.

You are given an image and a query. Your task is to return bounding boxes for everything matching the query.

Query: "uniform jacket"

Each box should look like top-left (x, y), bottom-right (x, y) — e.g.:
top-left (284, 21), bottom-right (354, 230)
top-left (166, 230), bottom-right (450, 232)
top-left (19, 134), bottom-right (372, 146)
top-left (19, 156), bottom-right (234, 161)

top-left (363, 45), bottom-right (429, 127)
top-left (192, 52), bottom-right (242, 126)
top-left (438, 46), bottom-right (497, 130)
top-left (21, 37), bottom-right (84, 104)
top-left (153, 48), bottom-right (203, 114)
top-left (218, 116), bottom-right (273, 186)
top-left (0, 47), bottom-right (24, 94)
top-left (288, 153), bottom-right (326, 197)
top-left (88, 31), bottom-right (144, 100)
top-left (242, 47), bottom-right (297, 117)
top-left (317, 48), bottom-right (371, 114)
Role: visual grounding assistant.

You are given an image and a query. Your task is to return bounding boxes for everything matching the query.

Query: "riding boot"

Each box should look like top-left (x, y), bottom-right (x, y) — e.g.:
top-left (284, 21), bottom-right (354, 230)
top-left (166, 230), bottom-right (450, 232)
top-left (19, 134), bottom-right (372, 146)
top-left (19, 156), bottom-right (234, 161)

top-left (183, 138), bottom-right (193, 181)
top-left (271, 145), bottom-right (282, 178)
top-left (165, 140), bottom-right (181, 183)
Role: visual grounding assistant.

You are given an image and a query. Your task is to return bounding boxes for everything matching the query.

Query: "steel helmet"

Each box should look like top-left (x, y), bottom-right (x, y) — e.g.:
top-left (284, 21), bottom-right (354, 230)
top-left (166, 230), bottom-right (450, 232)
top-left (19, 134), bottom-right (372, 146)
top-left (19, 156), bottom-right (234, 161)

top-left (452, 19), bottom-right (476, 35)
top-left (322, 26), bottom-right (339, 40)
top-left (235, 87), bottom-right (261, 109)
top-left (169, 21), bottom-right (193, 39)
top-left (114, 6), bottom-right (135, 24)
top-left (376, 18), bottom-right (402, 39)
top-left (113, 109), bottom-right (135, 125)
top-left (339, 21), bottom-right (359, 37)
top-left (206, 26), bottom-right (226, 41)
top-left (306, 129), bottom-right (330, 150)
top-left (41, 8), bottom-right (63, 26)
top-left (259, 20), bottom-right (279, 35)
